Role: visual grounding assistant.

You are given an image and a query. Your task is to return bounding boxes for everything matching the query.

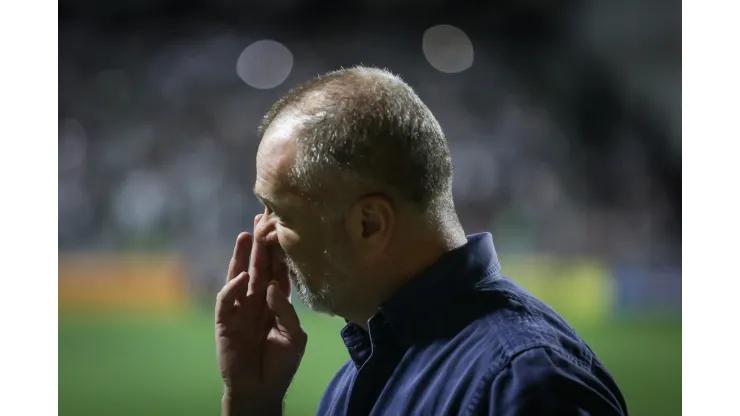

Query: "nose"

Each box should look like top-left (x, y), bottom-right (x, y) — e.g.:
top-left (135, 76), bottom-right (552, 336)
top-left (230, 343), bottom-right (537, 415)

top-left (256, 213), bottom-right (280, 246)
top-left (264, 226), bottom-right (279, 245)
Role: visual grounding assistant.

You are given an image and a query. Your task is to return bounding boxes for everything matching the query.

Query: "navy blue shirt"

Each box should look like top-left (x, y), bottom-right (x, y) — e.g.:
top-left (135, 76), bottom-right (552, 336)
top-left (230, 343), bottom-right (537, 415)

top-left (316, 233), bottom-right (628, 415)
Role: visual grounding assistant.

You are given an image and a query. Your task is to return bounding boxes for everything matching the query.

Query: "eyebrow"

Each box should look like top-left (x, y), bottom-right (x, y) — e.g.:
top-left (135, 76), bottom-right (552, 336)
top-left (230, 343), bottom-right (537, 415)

top-left (253, 188), bottom-right (279, 210)
top-left (253, 188), bottom-right (269, 204)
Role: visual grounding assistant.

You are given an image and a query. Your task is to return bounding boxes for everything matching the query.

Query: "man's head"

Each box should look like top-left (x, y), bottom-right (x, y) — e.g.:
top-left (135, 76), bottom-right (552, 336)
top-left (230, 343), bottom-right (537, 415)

top-left (254, 66), bottom-right (462, 318)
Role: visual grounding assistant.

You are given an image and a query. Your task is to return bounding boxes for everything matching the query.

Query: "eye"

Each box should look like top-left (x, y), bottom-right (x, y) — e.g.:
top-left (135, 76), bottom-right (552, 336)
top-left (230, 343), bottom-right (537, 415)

top-left (264, 204), bottom-right (278, 217)
top-left (266, 206), bottom-right (288, 223)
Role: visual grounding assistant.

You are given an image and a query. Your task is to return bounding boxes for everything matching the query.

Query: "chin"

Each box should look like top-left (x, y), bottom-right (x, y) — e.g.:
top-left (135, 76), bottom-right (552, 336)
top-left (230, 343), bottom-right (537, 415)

top-left (288, 264), bottom-right (341, 316)
top-left (299, 293), bottom-right (335, 316)
top-left (311, 305), bottom-right (336, 317)
top-left (291, 278), bottom-right (333, 315)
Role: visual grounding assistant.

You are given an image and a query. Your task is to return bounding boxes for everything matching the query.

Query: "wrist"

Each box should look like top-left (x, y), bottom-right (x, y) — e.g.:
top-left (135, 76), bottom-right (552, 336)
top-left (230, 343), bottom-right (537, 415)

top-left (223, 388), bottom-right (283, 416)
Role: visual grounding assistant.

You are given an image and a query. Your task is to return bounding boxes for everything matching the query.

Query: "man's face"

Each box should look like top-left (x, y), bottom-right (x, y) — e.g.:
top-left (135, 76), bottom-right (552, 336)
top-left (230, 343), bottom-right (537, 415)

top-left (254, 115), bottom-right (358, 315)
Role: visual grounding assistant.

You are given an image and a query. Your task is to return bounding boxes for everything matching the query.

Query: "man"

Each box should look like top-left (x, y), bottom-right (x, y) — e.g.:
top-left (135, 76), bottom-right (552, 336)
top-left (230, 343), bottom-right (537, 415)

top-left (215, 66), bottom-right (628, 415)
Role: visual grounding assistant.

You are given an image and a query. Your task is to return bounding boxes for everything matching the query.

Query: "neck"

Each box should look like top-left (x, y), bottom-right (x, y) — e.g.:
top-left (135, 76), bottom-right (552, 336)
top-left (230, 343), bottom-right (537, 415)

top-left (342, 218), bottom-right (467, 330)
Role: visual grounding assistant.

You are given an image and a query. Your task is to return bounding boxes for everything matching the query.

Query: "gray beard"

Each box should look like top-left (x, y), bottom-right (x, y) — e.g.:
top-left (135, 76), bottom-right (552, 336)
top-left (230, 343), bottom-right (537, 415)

top-left (285, 255), bottom-right (335, 315)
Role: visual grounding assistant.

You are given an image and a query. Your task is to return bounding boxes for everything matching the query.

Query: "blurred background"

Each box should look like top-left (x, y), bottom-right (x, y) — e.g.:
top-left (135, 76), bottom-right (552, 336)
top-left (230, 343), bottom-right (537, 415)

top-left (58, 0), bottom-right (681, 415)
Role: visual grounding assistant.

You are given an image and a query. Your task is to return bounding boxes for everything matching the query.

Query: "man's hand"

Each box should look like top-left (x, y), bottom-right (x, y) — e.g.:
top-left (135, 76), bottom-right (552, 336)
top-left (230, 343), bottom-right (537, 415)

top-left (216, 214), bottom-right (307, 415)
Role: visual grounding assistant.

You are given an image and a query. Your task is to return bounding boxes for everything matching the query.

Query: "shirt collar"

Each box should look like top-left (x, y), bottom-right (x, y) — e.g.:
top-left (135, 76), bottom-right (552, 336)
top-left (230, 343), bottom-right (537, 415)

top-left (379, 232), bottom-right (501, 341)
top-left (341, 232), bottom-right (502, 356)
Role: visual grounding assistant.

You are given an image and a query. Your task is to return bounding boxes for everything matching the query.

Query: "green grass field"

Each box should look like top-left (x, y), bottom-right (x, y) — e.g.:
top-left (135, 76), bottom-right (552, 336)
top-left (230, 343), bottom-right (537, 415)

top-left (59, 310), bottom-right (680, 416)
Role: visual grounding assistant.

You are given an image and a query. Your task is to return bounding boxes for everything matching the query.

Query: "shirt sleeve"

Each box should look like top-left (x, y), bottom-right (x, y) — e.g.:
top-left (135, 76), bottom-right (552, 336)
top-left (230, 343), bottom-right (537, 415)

top-left (485, 347), bottom-right (627, 416)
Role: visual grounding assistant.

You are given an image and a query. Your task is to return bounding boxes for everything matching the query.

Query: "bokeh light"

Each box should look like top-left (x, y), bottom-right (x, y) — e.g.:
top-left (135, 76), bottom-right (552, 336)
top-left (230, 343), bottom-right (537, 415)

top-left (236, 39), bottom-right (294, 89)
top-left (422, 24), bottom-right (475, 74)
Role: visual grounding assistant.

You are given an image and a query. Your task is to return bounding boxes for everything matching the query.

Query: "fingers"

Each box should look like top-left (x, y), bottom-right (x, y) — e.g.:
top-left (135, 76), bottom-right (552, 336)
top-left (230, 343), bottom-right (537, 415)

top-left (226, 232), bottom-right (253, 283)
top-left (248, 214), bottom-right (268, 295)
top-left (247, 211), bottom-right (285, 297)
top-left (271, 246), bottom-right (291, 301)
top-left (215, 272), bottom-right (250, 319)
top-left (266, 282), bottom-right (305, 345)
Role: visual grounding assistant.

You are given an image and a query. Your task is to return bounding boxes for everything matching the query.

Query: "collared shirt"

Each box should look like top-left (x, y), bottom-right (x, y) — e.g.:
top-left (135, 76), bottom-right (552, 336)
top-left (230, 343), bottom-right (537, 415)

top-left (316, 233), bottom-right (628, 416)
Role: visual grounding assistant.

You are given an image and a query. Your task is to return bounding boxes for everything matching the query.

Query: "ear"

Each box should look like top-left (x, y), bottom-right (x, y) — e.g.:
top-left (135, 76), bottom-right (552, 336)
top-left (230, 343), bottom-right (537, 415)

top-left (345, 194), bottom-right (394, 258)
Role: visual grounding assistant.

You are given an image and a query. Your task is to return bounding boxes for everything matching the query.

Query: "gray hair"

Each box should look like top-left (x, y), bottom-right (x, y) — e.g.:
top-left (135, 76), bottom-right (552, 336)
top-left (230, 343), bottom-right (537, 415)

top-left (258, 66), bottom-right (455, 216)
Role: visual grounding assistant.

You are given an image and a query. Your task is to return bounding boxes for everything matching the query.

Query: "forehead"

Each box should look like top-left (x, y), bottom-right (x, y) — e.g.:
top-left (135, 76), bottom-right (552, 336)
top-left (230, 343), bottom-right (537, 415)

top-left (255, 111), bottom-right (304, 200)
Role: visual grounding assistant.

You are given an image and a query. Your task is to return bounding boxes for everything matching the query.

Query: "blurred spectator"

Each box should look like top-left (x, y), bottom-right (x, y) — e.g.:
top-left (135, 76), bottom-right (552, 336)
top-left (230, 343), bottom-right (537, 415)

top-left (59, 0), bottom-right (680, 294)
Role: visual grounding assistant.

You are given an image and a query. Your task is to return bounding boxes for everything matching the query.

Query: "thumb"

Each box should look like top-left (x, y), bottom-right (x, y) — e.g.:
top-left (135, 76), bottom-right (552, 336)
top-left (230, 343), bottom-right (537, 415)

top-left (266, 281), bottom-right (305, 345)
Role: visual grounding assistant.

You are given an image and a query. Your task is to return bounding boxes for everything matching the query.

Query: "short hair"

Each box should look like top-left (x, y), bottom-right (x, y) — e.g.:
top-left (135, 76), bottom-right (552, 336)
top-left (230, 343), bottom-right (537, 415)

top-left (258, 66), bottom-right (454, 214)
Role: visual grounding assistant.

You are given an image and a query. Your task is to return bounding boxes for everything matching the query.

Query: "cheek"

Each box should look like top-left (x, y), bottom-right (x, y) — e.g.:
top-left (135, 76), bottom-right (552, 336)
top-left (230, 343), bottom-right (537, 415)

top-left (276, 223), bottom-right (331, 268)
top-left (276, 224), bottom-right (301, 257)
